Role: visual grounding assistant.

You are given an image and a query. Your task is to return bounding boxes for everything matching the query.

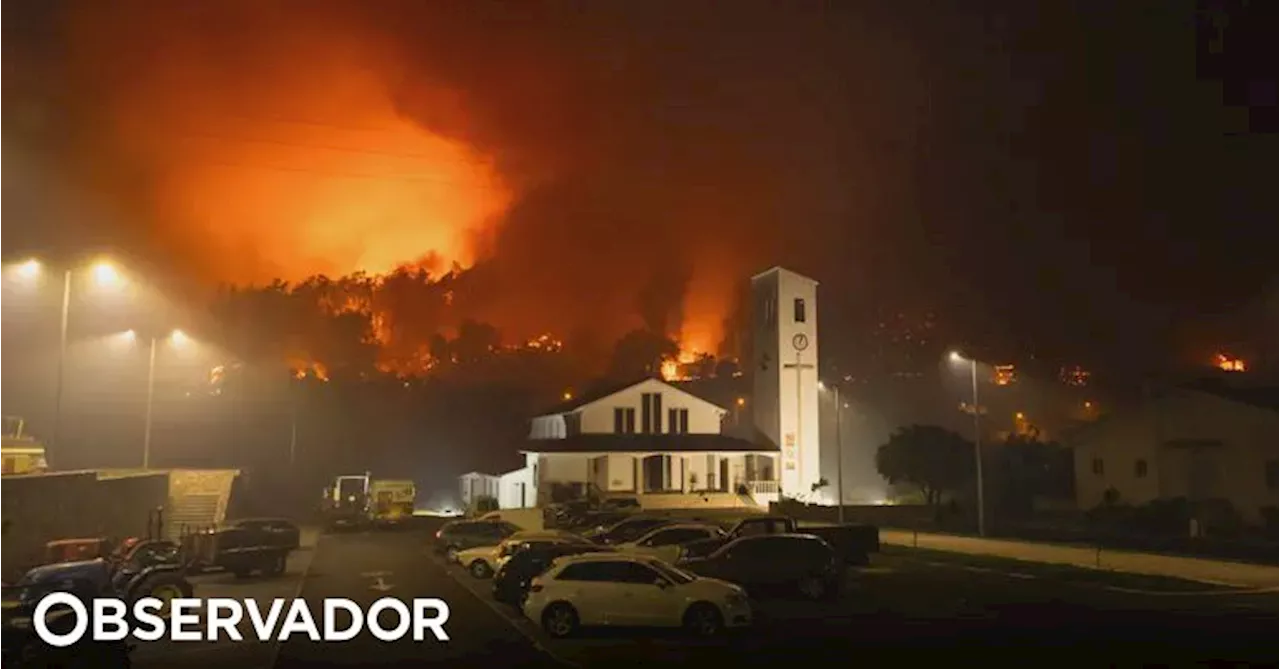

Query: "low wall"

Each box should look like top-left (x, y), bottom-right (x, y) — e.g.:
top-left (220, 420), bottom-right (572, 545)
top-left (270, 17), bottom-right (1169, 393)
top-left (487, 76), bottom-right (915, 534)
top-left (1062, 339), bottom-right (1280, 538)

top-left (642, 493), bottom-right (755, 510)
top-left (1, 471), bottom-right (169, 580)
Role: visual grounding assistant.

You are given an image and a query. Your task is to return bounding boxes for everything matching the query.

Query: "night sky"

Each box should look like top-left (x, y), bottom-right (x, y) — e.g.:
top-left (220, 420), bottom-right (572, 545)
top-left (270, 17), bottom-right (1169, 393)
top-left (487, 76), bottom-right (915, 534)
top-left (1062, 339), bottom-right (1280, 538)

top-left (3, 0), bottom-right (1276, 380)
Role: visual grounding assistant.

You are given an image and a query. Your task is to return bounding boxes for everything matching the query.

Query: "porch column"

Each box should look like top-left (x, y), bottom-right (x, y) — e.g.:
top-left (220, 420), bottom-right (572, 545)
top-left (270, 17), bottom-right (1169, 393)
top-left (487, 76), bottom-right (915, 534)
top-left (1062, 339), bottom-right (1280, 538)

top-left (634, 455), bottom-right (642, 494)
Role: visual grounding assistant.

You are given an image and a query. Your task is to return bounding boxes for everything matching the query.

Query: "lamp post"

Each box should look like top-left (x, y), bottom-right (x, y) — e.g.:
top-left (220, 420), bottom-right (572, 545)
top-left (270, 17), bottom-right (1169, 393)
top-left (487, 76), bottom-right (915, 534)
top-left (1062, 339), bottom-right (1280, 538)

top-left (818, 381), bottom-right (845, 523)
top-left (137, 329), bottom-right (191, 469)
top-left (7, 258), bottom-right (124, 465)
top-left (949, 351), bottom-right (986, 537)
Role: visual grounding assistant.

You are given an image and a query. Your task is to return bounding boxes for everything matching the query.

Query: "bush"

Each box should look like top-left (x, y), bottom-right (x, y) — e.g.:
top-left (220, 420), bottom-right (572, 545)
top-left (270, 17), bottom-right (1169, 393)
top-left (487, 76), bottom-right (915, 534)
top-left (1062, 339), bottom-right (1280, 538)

top-left (473, 495), bottom-right (499, 514)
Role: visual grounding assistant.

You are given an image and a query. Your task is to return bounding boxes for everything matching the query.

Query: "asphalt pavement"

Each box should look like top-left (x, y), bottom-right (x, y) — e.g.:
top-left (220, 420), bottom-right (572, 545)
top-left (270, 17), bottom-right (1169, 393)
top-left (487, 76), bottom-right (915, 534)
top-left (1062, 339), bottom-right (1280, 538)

top-left (130, 520), bottom-right (1277, 669)
top-left (274, 525), bottom-right (560, 669)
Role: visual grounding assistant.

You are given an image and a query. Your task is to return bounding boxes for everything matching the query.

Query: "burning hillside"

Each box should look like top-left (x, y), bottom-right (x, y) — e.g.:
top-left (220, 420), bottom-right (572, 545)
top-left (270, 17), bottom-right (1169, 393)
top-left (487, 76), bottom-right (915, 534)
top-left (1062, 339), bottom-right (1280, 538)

top-left (8, 1), bottom-right (868, 368)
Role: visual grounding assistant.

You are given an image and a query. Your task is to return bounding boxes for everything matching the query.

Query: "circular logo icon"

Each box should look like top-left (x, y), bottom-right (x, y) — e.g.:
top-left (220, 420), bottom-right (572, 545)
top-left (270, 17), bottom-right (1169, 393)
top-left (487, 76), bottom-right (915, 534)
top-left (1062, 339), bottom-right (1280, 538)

top-left (792, 334), bottom-right (809, 351)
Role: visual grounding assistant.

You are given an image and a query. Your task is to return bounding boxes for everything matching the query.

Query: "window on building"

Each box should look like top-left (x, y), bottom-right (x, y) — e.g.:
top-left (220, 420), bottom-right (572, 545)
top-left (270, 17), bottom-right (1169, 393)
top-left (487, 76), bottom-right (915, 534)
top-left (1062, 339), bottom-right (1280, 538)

top-left (1091, 458), bottom-right (1104, 475)
top-left (666, 408), bottom-right (690, 434)
top-left (1134, 459), bottom-right (1148, 478)
top-left (641, 393), bottom-right (664, 433)
top-left (624, 408), bottom-right (636, 433)
top-left (1267, 460), bottom-right (1278, 490)
top-left (794, 298), bottom-right (806, 323)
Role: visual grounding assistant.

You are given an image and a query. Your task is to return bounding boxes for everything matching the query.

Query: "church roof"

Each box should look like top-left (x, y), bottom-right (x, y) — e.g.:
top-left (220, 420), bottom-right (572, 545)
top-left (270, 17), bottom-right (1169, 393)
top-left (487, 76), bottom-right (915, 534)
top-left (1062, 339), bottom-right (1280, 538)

top-left (535, 376), bottom-right (726, 416)
top-left (522, 433), bottom-right (777, 454)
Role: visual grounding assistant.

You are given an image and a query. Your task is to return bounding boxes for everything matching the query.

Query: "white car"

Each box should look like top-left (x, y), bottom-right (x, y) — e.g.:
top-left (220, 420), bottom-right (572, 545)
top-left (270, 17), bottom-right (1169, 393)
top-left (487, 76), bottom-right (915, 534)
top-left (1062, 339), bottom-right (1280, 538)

top-left (456, 530), bottom-right (590, 578)
top-left (523, 553), bottom-right (751, 638)
top-left (613, 524), bottom-right (726, 564)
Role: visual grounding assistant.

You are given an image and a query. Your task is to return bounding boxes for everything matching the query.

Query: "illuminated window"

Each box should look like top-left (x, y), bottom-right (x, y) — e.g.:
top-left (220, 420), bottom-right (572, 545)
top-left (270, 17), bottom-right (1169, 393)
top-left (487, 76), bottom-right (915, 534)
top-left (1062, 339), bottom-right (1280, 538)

top-left (1091, 458), bottom-right (1104, 476)
top-left (794, 298), bottom-right (806, 323)
top-left (1134, 459), bottom-right (1147, 478)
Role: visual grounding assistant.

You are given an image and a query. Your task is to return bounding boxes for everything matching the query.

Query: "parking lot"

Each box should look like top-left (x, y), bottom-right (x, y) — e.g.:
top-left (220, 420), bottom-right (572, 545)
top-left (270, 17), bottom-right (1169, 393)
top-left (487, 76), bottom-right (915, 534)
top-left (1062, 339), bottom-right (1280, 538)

top-left (130, 529), bottom-right (319, 669)
top-left (428, 525), bottom-right (1278, 668)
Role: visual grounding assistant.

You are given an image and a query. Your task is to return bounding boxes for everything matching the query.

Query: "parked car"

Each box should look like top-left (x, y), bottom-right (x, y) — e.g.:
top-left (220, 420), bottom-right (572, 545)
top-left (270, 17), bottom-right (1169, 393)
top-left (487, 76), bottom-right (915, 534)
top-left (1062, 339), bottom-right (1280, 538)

top-left (613, 524), bottom-right (726, 564)
top-left (677, 515), bottom-right (876, 565)
top-left (680, 534), bottom-right (842, 600)
top-left (491, 542), bottom-right (614, 605)
top-left (582, 516), bottom-right (674, 545)
top-left (434, 520), bottom-right (521, 562)
top-left (226, 518), bottom-right (302, 551)
top-left (457, 530), bottom-right (590, 578)
top-left (523, 553), bottom-right (751, 638)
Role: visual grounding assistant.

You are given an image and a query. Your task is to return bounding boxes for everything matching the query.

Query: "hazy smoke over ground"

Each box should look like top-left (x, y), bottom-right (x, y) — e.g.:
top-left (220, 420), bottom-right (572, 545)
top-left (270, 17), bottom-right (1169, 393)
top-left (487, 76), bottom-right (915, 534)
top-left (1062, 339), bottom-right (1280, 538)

top-left (9, 0), bottom-right (911, 353)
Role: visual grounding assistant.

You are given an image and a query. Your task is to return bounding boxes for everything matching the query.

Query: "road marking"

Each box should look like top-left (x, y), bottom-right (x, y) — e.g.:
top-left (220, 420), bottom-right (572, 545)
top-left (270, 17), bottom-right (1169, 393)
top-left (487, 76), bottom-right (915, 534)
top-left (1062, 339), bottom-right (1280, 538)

top-left (361, 571), bottom-right (392, 578)
top-left (1007, 572), bottom-right (1037, 580)
top-left (959, 565), bottom-right (996, 574)
top-left (370, 576), bottom-right (394, 592)
top-left (267, 530), bottom-right (326, 669)
top-left (427, 552), bottom-right (582, 669)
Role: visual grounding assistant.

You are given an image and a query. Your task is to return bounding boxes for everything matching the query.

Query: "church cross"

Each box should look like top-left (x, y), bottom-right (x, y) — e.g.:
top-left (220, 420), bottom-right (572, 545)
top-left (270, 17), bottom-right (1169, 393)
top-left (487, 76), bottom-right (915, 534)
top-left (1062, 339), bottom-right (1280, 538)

top-left (782, 351), bottom-right (814, 485)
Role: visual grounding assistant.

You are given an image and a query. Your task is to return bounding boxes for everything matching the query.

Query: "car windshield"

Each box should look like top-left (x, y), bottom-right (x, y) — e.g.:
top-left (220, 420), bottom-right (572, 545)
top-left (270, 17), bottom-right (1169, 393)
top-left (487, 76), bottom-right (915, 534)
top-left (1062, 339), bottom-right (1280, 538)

top-left (647, 559), bottom-right (696, 585)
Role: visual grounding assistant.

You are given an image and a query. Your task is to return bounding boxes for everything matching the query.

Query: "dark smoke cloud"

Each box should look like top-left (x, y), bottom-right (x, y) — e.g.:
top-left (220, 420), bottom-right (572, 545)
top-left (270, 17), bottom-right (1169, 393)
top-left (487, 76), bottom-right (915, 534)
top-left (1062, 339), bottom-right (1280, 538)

top-left (3, 0), bottom-right (925, 349)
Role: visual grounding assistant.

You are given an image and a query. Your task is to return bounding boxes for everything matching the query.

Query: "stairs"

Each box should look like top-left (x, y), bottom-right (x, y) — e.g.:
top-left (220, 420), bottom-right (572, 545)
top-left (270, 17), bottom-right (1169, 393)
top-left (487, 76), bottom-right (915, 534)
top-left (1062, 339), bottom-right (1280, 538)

top-left (166, 494), bottom-right (221, 541)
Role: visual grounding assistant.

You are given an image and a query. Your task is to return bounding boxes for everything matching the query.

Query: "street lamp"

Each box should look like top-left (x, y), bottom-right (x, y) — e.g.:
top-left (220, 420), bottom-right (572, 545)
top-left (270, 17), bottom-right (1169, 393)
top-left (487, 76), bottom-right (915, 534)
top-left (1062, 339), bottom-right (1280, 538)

top-left (817, 380), bottom-right (845, 522)
top-left (948, 350), bottom-right (987, 537)
top-left (6, 258), bottom-right (127, 464)
top-left (141, 329), bottom-right (194, 469)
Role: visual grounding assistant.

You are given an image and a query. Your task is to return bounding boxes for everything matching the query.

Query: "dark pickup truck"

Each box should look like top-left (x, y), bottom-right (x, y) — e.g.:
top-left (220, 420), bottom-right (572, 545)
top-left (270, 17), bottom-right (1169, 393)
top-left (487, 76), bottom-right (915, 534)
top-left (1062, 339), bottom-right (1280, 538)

top-left (677, 515), bottom-right (879, 566)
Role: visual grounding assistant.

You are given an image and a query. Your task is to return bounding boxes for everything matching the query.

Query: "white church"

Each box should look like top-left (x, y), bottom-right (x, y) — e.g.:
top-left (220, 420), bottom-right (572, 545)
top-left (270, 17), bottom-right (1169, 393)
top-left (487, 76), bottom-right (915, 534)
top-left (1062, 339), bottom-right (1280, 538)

top-left (463, 266), bottom-right (838, 510)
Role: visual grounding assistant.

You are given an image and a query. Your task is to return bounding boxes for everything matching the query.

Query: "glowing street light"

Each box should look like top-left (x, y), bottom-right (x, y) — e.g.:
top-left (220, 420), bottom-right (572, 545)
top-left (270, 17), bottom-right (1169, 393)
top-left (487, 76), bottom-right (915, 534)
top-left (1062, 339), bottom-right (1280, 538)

top-left (947, 350), bottom-right (987, 537)
top-left (15, 259), bottom-right (42, 281)
top-left (91, 261), bottom-right (122, 288)
top-left (170, 329), bottom-right (189, 346)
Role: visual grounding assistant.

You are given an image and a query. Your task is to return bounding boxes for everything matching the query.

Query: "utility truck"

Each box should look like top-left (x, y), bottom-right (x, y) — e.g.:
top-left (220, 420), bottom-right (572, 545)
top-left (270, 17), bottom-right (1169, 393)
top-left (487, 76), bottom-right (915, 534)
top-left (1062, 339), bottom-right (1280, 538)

top-left (321, 473), bottom-right (417, 530)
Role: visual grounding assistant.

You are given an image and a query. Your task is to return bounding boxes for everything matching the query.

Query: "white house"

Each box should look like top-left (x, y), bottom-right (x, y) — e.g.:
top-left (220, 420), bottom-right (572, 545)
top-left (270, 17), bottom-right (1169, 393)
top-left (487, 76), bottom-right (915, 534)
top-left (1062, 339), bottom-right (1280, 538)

top-left (458, 471), bottom-right (500, 508)
top-left (485, 377), bottom-right (780, 510)
top-left (1070, 379), bottom-right (1277, 529)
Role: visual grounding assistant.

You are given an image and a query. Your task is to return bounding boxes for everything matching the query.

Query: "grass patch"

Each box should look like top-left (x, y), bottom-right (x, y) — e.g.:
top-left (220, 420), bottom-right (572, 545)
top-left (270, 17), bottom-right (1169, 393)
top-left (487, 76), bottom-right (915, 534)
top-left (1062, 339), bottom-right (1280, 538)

top-left (880, 545), bottom-right (1248, 593)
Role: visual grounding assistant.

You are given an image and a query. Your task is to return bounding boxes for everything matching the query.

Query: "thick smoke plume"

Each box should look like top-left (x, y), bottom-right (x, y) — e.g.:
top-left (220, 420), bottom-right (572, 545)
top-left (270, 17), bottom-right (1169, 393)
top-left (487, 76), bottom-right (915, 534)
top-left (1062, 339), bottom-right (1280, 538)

top-left (7, 0), bottom-right (907, 360)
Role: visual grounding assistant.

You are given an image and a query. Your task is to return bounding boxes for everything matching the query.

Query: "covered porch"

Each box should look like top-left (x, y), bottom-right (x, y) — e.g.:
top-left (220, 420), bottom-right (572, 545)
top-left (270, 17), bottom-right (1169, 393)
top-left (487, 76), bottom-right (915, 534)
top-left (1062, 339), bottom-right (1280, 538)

top-left (534, 451), bottom-right (780, 501)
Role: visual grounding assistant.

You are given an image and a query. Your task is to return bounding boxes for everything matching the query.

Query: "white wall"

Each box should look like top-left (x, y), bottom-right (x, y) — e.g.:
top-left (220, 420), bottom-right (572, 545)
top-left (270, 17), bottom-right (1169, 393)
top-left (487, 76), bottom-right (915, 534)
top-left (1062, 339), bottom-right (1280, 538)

top-left (497, 467), bottom-right (534, 509)
top-left (604, 455), bottom-right (635, 491)
top-left (529, 415), bottom-right (567, 439)
top-left (458, 473), bottom-right (499, 507)
top-left (1073, 390), bottom-right (1277, 524)
top-left (577, 379), bottom-right (726, 435)
top-left (752, 267), bottom-right (821, 499)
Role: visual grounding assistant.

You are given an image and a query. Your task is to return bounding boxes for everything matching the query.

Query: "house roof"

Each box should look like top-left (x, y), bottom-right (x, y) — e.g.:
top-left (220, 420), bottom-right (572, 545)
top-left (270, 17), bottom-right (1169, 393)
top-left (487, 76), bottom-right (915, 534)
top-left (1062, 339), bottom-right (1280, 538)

top-left (535, 376), bottom-right (727, 416)
top-left (522, 433), bottom-right (777, 455)
top-left (1179, 378), bottom-right (1278, 411)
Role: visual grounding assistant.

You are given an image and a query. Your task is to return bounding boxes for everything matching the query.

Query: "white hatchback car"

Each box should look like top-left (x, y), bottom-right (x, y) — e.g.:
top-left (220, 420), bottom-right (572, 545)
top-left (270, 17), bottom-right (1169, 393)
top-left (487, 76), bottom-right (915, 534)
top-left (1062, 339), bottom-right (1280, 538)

top-left (523, 553), bottom-right (751, 638)
top-left (456, 530), bottom-right (590, 578)
top-left (613, 523), bottom-right (725, 564)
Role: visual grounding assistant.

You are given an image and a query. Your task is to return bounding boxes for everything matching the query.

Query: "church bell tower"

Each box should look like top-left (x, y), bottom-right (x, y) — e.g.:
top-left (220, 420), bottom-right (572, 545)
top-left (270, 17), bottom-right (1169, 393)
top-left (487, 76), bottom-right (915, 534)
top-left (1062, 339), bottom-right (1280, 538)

top-left (750, 267), bottom-right (822, 499)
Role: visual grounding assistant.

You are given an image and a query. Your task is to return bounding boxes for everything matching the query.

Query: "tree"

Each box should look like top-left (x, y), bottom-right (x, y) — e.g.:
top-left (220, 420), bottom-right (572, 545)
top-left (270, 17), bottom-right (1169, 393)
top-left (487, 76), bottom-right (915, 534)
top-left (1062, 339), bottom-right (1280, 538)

top-left (875, 425), bottom-right (974, 507)
top-left (991, 435), bottom-right (1074, 516)
top-left (606, 328), bottom-right (679, 379)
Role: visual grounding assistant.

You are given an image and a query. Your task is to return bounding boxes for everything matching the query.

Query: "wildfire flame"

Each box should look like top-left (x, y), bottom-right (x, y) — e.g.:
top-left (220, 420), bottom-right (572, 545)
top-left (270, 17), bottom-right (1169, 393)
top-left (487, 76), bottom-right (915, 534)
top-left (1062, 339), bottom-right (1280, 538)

top-left (1214, 353), bottom-right (1246, 372)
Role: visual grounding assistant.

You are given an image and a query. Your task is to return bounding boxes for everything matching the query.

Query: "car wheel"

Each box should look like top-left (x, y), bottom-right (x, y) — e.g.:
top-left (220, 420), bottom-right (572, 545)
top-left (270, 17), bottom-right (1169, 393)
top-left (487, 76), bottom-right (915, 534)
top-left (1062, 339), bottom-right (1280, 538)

top-left (541, 603), bottom-right (579, 638)
top-left (270, 554), bottom-right (287, 576)
top-left (682, 603), bottom-right (724, 637)
top-left (798, 577), bottom-right (826, 601)
top-left (469, 560), bottom-right (492, 579)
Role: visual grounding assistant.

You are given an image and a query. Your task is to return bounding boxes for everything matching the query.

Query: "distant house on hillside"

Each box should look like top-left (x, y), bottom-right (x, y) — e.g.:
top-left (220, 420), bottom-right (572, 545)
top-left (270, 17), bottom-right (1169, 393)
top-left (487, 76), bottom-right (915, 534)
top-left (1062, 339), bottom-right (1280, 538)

top-left (1069, 379), bottom-right (1277, 529)
top-left (463, 377), bottom-right (781, 510)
